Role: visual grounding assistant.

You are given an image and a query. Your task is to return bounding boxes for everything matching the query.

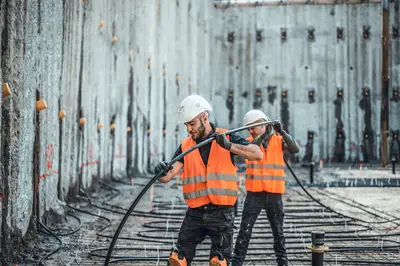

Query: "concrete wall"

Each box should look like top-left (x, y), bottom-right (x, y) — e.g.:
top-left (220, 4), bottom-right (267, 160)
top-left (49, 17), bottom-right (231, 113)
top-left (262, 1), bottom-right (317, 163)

top-left (0, 0), bottom-right (399, 263)
top-left (212, 3), bottom-right (389, 162)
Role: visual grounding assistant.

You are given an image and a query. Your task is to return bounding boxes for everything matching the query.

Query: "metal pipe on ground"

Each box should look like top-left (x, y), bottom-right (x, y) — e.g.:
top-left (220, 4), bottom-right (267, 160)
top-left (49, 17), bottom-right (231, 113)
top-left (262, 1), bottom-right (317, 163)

top-left (308, 231), bottom-right (328, 266)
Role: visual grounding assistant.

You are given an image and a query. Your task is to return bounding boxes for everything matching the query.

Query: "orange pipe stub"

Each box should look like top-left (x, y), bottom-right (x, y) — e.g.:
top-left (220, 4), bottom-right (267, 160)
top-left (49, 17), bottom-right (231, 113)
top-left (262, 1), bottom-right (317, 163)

top-left (2, 83), bottom-right (11, 97)
top-left (127, 127), bottom-right (131, 132)
top-left (59, 110), bottom-right (66, 120)
top-left (99, 21), bottom-right (104, 28)
top-left (79, 117), bottom-right (86, 127)
top-left (36, 99), bottom-right (47, 112)
top-left (112, 37), bottom-right (118, 43)
top-left (98, 123), bottom-right (103, 129)
top-left (110, 123), bottom-right (116, 129)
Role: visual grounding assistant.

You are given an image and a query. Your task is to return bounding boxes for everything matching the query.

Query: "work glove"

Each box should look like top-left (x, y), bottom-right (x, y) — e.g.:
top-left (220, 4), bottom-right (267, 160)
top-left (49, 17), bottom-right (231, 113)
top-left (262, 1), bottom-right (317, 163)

top-left (212, 133), bottom-right (232, 151)
top-left (154, 161), bottom-right (172, 177)
top-left (273, 121), bottom-right (283, 134)
top-left (252, 128), bottom-right (270, 147)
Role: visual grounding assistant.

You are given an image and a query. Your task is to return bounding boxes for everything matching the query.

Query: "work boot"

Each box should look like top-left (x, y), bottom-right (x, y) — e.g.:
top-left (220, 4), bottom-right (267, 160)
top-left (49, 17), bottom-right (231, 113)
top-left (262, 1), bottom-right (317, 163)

top-left (168, 251), bottom-right (187, 266)
top-left (209, 256), bottom-right (227, 266)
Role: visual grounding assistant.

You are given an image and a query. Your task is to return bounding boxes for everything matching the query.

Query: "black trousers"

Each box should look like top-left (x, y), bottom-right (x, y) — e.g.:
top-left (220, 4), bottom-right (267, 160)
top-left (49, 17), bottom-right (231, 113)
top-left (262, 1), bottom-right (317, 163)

top-left (175, 204), bottom-right (235, 265)
top-left (231, 191), bottom-right (287, 266)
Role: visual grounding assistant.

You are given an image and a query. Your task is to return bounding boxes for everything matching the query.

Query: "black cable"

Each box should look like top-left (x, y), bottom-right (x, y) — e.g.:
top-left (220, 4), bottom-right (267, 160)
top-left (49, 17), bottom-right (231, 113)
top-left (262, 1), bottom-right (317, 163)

top-left (284, 157), bottom-right (398, 225)
top-left (314, 188), bottom-right (400, 225)
top-left (39, 212), bottom-right (82, 236)
top-left (37, 219), bottom-right (63, 266)
top-left (67, 204), bottom-right (112, 233)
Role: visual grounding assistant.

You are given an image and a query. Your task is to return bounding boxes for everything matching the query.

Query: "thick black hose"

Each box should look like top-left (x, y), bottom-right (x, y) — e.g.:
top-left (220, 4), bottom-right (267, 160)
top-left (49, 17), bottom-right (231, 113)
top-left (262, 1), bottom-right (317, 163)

top-left (284, 157), bottom-right (394, 224)
top-left (37, 219), bottom-right (64, 266)
top-left (67, 204), bottom-right (112, 233)
top-left (103, 120), bottom-right (278, 265)
top-left (39, 212), bottom-right (82, 237)
top-left (314, 188), bottom-right (400, 225)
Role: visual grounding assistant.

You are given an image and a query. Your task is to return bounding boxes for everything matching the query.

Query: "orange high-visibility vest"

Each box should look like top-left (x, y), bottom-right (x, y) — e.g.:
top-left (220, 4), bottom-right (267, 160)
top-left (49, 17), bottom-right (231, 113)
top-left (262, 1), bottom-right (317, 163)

top-left (180, 128), bottom-right (238, 208)
top-left (245, 134), bottom-right (285, 194)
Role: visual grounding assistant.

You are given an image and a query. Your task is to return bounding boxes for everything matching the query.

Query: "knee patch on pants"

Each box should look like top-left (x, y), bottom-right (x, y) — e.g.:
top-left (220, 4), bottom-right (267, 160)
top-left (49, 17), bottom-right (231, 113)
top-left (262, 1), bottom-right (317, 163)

top-left (210, 256), bottom-right (227, 266)
top-left (168, 249), bottom-right (187, 266)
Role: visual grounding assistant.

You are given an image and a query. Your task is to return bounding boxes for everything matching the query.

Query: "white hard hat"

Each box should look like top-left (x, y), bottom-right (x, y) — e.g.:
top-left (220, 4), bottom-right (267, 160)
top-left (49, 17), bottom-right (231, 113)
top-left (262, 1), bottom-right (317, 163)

top-left (177, 95), bottom-right (213, 123)
top-left (244, 109), bottom-right (271, 126)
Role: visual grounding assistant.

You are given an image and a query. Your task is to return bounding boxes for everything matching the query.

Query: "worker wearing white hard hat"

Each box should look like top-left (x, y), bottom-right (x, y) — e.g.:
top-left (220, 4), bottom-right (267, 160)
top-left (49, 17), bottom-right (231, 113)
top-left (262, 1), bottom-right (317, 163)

top-left (231, 109), bottom-right (299, 266)
top-left (154, 95), bottom-right (263, 266)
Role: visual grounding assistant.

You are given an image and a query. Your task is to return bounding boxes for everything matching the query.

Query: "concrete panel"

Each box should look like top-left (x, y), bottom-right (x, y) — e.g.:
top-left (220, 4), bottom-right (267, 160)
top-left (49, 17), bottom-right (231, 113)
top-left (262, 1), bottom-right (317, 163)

top-left (59, 0), bottom-right (83, 200)
top-left (0, 0), bottom-right (26, 262)
top-left (35, 0), bottom-right (64, 219)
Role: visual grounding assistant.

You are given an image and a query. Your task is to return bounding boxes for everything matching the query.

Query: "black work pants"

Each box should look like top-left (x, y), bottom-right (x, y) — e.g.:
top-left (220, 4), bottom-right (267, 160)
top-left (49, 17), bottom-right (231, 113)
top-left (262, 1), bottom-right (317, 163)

top-left (175, 203), bottom-right (235, 265)
top-left (231, 191), bottom-right (287, 266)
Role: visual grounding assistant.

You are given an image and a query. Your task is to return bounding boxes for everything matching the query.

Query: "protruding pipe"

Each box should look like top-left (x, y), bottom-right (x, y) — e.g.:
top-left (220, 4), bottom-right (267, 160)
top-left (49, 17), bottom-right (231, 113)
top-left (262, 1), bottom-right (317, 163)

top-left (36, 99), bottom-right (47, 112)
top-left (2, 83), bottom-right (11, 97)
top-left (307, 231), bottom-right (328, 266)
top-left (79, 117), bottom-right (86, 127)
top-left (59, 110), bottom-right (66, 120)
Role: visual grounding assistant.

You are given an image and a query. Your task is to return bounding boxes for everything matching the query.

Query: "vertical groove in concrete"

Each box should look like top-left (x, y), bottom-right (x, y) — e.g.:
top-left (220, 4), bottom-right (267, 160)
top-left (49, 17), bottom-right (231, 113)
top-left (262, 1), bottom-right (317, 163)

top-left (57, 0), bottom-right (67, 201)
top-left (32, 90), bottom-right (40, 224)
top-left (127, 66), bottom-right (134, 177)
top-left (75, 2), bottom-right (87, 196)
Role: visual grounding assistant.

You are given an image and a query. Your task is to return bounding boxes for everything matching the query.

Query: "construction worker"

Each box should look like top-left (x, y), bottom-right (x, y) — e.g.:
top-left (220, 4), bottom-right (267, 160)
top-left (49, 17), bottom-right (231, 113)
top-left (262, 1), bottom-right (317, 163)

top-left (155, 95), bottom-right (264, 266)
top-left (231, 110), bottom-right (300, 266)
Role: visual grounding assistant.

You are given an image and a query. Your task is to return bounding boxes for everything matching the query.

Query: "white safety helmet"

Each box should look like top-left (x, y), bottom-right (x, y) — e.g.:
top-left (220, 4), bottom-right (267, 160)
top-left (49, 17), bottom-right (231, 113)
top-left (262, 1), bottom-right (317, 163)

top-left (243, 109), bottom-right (271, 126)
top-left (177, 94), bottom-right (213, 123)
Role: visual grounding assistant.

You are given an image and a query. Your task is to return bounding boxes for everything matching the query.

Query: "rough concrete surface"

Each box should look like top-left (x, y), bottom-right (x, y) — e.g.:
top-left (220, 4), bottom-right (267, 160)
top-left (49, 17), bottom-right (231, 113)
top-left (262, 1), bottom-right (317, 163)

top-left (1, 0), bottom-right (400, 264)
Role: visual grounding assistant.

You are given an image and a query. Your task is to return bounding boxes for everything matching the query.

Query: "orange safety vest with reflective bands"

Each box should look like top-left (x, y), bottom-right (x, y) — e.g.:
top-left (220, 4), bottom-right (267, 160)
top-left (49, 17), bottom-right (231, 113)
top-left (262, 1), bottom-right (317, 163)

top-left (180, 128), bottom-right (238, 208)
top-left (245, 134), bottom-right (285, 194)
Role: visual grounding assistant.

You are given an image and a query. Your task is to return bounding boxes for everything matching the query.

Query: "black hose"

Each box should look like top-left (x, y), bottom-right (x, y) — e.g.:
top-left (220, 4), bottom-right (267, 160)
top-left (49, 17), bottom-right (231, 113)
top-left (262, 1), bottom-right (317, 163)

top-left (314, 188), bottom-right (400, 225)
top-left (39, 212), bottom-right (82, 237)
top-left (67, 204), bottom-right (112, 233)
top-left (103, 120), bottom-right (279, 265)
top-left (37, 219), bottom-right (64, 266)
top-left (284, 157), bottom-right (396, 225)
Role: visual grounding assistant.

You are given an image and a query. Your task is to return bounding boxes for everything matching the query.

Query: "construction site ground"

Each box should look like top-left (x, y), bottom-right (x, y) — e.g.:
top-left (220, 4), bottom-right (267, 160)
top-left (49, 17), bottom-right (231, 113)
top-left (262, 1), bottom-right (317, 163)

top-left (15, 165), bottom-right (400, 266)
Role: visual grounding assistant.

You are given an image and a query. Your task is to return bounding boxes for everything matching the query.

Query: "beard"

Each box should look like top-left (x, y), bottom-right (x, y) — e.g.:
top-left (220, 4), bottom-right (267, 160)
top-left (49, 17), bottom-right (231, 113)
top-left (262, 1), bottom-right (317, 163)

top-left (191, 120), bottom-right (206, 140)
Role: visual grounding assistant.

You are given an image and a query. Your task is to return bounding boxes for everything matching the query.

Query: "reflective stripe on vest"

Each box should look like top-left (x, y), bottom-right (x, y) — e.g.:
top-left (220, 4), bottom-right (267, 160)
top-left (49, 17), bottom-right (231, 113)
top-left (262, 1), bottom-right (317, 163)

top-left (246, 174), bottom-right (285, 181)
top-left (246, 164), bottom-right (285, 170)
top-left (245, 134), bottom-right (285, 194)
top-left (182, 174), bottom-right (238, 185)
top-left (184, 188), bottom-right (238, 200)
top-left (180, 128), bottom-right (238, 208)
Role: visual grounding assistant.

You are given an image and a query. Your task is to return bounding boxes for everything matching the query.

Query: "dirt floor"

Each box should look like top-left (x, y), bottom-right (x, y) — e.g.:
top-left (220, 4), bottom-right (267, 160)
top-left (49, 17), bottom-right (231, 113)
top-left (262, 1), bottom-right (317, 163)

top-left (14, 165), bottom-right (400, 266)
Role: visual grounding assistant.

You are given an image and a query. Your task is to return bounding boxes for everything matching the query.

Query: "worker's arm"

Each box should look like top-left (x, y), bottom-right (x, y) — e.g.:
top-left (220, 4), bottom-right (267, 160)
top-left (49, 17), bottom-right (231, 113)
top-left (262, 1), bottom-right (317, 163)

top-left (214, 133), bottom-right (263, 161)
top-left (273, 122), bottom-right (300, 154)
top-left (158, 161), bottom-right (183, 183)
top-left (282, 132), bottom-right (300, 154)
top-left (230, 143), bottom-right (263, 160)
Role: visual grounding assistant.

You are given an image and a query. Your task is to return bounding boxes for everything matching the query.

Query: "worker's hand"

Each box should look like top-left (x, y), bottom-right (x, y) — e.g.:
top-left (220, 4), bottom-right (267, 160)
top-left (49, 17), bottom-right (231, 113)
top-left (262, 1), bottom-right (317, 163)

top-left (213, 133), bottom-right (232, 151)
top-left (273, 121), bottom-right (283, 134)
top-left (154, 161), bottom-right (172, 177)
